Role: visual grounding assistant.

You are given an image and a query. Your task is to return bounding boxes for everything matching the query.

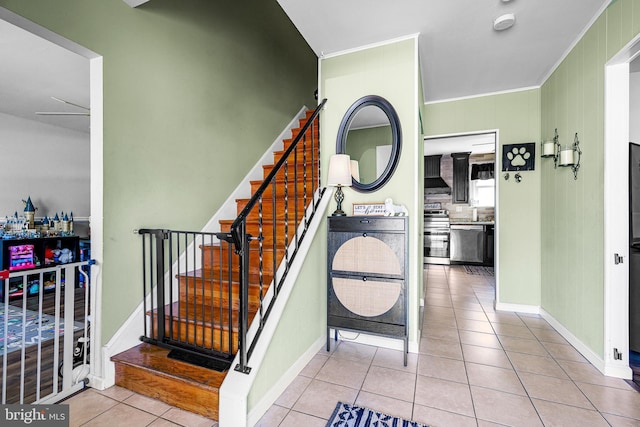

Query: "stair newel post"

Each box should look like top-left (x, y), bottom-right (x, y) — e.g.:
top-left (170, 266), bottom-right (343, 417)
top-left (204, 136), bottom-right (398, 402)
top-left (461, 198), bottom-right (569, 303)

top-left (154, 229), bottom-right (169, 342)
top-left (234, 219), bottom-right (251, 374)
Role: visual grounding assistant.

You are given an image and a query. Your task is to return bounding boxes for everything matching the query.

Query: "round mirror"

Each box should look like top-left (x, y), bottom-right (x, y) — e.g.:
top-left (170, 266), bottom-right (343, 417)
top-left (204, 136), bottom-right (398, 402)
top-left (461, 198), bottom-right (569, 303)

top-left (336, 95), bottom-right (401, 192)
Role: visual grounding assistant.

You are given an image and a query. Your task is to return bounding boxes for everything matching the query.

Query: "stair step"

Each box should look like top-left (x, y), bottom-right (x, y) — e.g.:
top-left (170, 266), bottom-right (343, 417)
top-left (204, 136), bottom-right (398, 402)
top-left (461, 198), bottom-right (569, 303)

top-left (273, 145), bottom-right (318, 164)
top-left (250, 180), bottom-right (316, 198)
top-left (218, 219), bottom-right (302, 246)
top-left (112, 343), bottom-right (225, 420)
top-left (149, 301), bottom-right (244, 353)
top-left (178, 269), bottom-right (269, 312)
top-left (201, 242), bottom-right (286, 275)
top-left (262, 161), bottom-right (319, 179)
top-left (235, 197), bottom-right (309, 220)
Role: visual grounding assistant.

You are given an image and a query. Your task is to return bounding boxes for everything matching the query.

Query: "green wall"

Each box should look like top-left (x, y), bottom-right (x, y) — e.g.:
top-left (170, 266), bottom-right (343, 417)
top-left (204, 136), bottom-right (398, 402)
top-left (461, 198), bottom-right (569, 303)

top-left (423, 89), bottom-right (541, 306)
top-left (540, 0), bottom-right (640, 358)
top-left (0, 0), bottom-right (317, 344)
top-left (320, 38), bottom-right (422, 346)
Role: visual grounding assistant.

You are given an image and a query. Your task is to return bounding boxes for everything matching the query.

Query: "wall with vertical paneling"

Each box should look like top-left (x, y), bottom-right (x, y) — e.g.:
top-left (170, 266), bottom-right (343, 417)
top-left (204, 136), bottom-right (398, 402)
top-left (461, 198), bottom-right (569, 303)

top-left (540, 0), bottom-right (640, 358)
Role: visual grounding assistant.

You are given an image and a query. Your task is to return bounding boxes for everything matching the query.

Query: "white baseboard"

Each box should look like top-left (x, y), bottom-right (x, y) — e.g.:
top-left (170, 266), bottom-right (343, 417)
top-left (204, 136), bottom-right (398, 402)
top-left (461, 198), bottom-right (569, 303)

top-left (495, 302), bottom-right (540, 314)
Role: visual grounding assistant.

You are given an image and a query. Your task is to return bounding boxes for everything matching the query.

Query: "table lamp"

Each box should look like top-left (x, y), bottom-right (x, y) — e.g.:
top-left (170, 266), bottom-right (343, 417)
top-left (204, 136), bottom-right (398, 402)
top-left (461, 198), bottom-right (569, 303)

top-left (327, 154), bottom-right (352, 216)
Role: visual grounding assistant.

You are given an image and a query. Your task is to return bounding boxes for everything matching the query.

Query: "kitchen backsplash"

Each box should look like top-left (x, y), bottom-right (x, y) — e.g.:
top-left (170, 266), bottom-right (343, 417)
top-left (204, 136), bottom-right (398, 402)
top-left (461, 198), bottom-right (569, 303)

top-left (424, 153), bottom-right (495, 222)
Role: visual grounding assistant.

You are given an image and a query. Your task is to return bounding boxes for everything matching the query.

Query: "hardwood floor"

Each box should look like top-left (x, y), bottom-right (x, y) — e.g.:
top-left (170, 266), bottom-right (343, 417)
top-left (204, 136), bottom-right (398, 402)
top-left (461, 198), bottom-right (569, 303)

top-left (1, 286), bottom-right (89, 404)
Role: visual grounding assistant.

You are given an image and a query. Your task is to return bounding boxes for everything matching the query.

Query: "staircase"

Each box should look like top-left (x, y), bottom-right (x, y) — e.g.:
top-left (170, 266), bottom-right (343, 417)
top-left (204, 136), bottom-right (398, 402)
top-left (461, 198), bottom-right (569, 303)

top-left (111, 106), bottom-right (323, 421)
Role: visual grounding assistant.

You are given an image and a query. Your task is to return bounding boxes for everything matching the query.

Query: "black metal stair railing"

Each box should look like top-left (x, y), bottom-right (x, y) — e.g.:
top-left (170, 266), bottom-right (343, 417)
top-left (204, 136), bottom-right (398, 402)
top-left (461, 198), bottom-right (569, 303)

top-left (137, 99), bottom-right (327, 373)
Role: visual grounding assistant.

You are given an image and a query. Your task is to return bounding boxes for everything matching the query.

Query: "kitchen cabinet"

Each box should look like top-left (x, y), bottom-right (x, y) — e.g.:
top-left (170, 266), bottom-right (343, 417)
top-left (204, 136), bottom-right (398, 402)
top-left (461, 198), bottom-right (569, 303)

top-left (452, 152), bottom-right (470, 204)
top-left (327, 216), bottom-right (408, 365)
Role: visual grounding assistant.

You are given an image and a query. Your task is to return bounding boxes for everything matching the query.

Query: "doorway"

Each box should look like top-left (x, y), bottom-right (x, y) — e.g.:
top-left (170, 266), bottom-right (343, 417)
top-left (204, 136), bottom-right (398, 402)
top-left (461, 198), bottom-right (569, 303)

top-left (0, 6), bottom-right (105, 396)
top-left (603, 33), bottom-right (640, 380)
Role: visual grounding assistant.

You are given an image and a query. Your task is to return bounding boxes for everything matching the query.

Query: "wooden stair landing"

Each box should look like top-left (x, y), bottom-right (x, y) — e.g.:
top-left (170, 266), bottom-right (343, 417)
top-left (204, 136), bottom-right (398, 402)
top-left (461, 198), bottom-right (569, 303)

top-left (112, 343), bottom-right (225, 420)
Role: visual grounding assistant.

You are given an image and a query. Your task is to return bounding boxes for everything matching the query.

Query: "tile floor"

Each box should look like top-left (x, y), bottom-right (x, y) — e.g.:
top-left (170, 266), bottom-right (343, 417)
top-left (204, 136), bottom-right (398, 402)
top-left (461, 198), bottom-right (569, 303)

top-left (65, 264), bottom-right (640, 426)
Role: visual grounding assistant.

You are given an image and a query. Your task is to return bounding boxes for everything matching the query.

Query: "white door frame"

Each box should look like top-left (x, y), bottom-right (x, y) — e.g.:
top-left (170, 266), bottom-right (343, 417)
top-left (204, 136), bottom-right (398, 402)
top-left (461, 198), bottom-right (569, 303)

top-left (603, 35), bottom-right (640, 379)
top-left (0, 7), bottom-right (106, 386)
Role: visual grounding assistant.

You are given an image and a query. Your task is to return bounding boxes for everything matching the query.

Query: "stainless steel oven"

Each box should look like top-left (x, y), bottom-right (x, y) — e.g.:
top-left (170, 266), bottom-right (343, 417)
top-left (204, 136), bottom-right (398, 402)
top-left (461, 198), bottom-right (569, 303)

top-left (424, 210), bottom-right (450, 264)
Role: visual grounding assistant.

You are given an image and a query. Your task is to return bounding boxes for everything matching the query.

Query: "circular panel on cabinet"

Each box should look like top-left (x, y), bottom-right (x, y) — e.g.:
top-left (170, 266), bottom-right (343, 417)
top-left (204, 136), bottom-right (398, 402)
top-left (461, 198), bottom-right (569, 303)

top-left (332, 236), bottom-right (401, 276)
top-left (332, 277), bottom-right (401, 317)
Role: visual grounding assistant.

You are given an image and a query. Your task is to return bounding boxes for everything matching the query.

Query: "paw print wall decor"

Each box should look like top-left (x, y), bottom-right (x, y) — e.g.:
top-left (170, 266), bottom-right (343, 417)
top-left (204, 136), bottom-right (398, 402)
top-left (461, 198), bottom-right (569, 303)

top-left (502, 142), bottom-right (535, 171)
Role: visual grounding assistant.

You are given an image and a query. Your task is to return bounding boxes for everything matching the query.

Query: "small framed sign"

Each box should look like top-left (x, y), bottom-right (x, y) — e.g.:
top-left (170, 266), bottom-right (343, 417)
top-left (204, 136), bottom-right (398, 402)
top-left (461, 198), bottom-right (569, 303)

top-left (353, 203), bottom-right (386, 216)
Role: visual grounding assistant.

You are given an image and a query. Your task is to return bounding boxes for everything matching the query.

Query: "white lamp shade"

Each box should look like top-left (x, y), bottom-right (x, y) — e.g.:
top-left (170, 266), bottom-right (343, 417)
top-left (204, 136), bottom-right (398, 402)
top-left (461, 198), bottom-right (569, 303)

top-left (350, 160), bottom-right (360, 182)
top-left (327, 154), bottom-right (352, 187)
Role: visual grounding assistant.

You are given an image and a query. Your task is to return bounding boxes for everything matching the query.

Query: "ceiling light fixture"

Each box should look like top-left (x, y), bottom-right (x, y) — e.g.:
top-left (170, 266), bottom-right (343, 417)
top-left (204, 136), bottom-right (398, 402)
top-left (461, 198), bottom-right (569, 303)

top-left (494, 13), bottom-right (516, 31)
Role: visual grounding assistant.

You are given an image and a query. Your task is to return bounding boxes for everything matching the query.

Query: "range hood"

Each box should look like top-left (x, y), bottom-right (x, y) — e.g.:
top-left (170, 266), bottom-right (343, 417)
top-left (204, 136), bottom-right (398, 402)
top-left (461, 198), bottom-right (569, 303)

top-left (424, 155), bottom-right (451, 194)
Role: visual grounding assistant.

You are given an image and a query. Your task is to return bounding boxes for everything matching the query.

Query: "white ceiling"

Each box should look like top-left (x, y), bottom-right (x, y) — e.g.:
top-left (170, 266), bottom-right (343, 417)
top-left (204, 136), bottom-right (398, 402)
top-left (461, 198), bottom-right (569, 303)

top-left (0, 1), bottom-right (613, 136)
top-left (0, 19), bottom-right (89, 134)
top-left (277, 0), bottom-right (611, 103)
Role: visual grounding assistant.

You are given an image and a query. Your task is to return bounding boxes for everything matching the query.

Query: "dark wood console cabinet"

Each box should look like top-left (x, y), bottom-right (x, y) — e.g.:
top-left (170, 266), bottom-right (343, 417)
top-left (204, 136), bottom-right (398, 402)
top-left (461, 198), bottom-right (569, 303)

top-left (327, 216), bottom-right (409, 364)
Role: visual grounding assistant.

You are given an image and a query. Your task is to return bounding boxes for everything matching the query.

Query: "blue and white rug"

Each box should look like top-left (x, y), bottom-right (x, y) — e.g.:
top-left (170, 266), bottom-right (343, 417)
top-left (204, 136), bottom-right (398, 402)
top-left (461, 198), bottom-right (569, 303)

top-left (326, 402), bottom-right (429, 427)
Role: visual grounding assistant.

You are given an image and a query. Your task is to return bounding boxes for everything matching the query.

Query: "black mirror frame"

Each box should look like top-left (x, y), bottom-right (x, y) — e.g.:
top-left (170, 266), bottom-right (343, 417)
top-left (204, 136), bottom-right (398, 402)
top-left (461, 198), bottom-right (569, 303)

top-left (336, 95), bottom-right (402, 192)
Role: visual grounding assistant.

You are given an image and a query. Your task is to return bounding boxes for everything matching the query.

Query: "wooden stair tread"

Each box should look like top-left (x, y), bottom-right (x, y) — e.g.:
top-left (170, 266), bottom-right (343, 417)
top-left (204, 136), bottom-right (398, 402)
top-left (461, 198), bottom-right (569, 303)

top-left (111, 343), bottom-right (226, 388)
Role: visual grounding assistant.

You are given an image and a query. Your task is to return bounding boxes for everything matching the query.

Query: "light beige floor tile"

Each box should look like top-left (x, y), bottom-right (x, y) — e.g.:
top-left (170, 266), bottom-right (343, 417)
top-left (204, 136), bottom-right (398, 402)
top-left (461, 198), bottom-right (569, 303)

top-left (507, 351), bottom-right (569, 379)
top-left (470, 386), bottom-right (543, 427)
top-left (299, 353), bottom-right (329, 378)
top-left (412, 403), bottom-right (477, 427)
top-left (517, 371), bottom-right (594, 409)
top-left (82, 403), bottom-right (158, 427)
top-left (414, 376), bottom-right (475, 417)
top-left (355, 391), bottom-right (413, 421)
top-left (280, 410), bottom-right (327, 427)
top-left (518, 315), bottom-right (554, 330)
top-left (417, 353), bottom-right (468, 384)
top-left (291, 379), bottom-right (358, 419)
top-left (148, 418), bottom-right (182, 427)
top-left (452, 301), bottom-right (485, 312)
top-left (461, 344), bottom-right (512, 368)
top-left (424, 316), bottom-right (457, 329)
top-left (372, 347), bottom-right (418, 373)
top-left (419, 337), bottom-right (463, 360)
top-left (275, 375), bottom-right (312, 408)
top-left (458, 330), bottom-right (502, 349)
top-left (578, 382), bottom-right (640, 420)
top-left (94, 385), bottom-right (135, 402)
top-left (422, 325), bottom-right (460, 342)
top-left (361, 365), bottom-right (416, 402)
top-left (123, 393), bottom-right (172, 416)
top-left (556, 358), bottom-right (636, 390)
top-left (532, 398), bottom-right (609, 427)
top-left (492, 323), bottom-right (536, 339)
top-left (315, 356), bottom-right (369, 389)
top-left (331, 341), bottom-right (377, 363)
top-left (601, 412), bottom-right (640, 426)
top-left (529, 326), bottom-right (568, 344)
top-left (161, 408), bottom-right (215, 427)
top-left (542, 342), bottom-right (588, 363)
top-left (255, 405), bottom-right (290, 427)
top-left (424, 305), bottom-right (456, 318)
top-left (499, 335), bottom-right (549, 356)
top-left (486, 312), bottom-right (526, 326)
top-left (456, 318), bottom-right (495, 334)
top-left (455, 308), bottom-right (489, 321)
top-left (66, 389), bottom-right (119, 426)
top-left (476, 420), bottom-right (510, 427)
top-left (466, 362), bottom-right (526, 395)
